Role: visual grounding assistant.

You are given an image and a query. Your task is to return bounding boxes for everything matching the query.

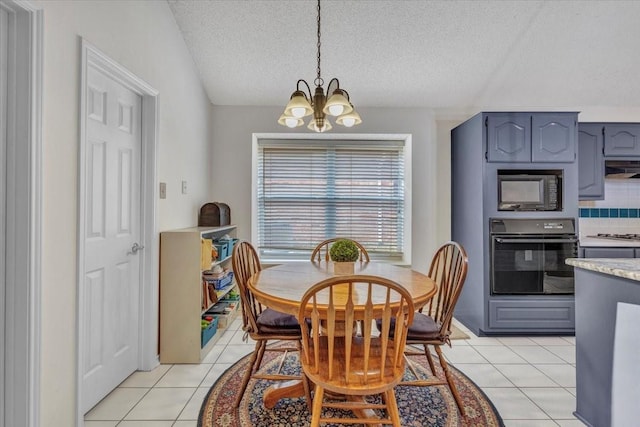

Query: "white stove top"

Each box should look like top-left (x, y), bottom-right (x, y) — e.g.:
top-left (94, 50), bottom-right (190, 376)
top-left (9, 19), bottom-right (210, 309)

top-left (587, 233), bottom-right (640, 242)
top-left (581, 234), bottom-right (640, 247)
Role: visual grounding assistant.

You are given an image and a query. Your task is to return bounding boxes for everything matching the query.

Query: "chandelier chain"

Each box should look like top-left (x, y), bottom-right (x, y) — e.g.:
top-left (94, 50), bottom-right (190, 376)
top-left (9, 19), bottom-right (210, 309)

top-left (315, 0), bottom-right (323, 87)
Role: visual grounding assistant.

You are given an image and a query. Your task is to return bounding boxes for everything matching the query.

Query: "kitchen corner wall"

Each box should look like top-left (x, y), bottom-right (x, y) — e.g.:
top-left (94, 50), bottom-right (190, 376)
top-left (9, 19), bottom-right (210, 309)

top-left (210, 106), bottom-right (441, 274)
top-left (579, 180), bottom-right (640, 237)
top-left (435, 119), bottom-right (467, 247)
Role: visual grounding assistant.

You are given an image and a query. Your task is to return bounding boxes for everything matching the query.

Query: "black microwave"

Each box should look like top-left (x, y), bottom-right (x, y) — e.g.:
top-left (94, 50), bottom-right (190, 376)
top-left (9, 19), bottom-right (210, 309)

top-left (497, 172), bottom-right (560, 211)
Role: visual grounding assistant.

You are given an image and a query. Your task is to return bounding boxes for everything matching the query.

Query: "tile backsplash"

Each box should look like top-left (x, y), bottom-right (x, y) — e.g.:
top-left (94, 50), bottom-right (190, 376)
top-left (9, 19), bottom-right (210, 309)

top-left (579, 180), bottom-right (640, 237)
top-left (579, 208), bottom-right (639, 218)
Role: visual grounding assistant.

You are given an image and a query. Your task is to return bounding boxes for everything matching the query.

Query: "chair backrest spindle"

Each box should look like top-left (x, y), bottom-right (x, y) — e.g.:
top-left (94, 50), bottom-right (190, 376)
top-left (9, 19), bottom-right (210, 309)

top-left (231, 241), bottom-right (263, 334)
top-left (424, 242), bottom-right (468, 341)
top-left (298, 275), bottom-right (414, 391)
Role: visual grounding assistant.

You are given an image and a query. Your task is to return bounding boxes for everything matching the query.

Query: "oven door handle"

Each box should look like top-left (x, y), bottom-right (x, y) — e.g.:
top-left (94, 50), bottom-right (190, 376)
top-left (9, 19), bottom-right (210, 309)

top-left (494, 238), bottom-right (579, 244)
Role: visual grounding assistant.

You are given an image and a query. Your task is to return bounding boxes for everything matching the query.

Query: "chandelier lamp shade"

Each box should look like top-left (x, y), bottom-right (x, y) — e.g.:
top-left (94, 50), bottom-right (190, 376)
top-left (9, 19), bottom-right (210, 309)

top-left (278, 0), bottom-right (362, 133)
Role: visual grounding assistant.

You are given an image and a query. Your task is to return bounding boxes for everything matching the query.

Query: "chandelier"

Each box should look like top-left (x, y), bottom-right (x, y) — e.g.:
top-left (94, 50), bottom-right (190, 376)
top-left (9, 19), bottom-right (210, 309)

top-left (278, 0), bottom-right (362, 133)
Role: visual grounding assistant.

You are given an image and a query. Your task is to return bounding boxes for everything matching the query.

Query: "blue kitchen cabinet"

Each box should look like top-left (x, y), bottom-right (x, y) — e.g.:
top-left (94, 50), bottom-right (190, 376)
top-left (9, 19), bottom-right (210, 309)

top-left (487, 113), bottom-right (531, 162)
top-left (604, 124), bottom-right (640, 157)
top-left (487, 113), bottom-right (576, 163)
top-left (581, 247), bottom-right (635, 258)
top-left (488, 299), bottom-right (575, 331)
top-left (532, 114), bottom-right (576, 162)
top-left (578, 123), bottom-right (605, 200)
top-left (452, 111), bottom-right (580, 335)
top-left (571, 264), bottom-right (640, 427)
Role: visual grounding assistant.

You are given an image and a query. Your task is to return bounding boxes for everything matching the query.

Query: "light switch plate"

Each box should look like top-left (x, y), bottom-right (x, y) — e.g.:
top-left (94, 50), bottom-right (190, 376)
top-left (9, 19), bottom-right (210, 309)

top-left (159, 182), bottom-right (166, 199)
top-left (181, 180), bottom-right (188, 194)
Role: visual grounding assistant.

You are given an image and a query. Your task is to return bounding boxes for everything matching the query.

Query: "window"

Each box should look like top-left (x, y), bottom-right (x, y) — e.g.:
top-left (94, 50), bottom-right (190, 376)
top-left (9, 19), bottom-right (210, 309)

top-left (254, 137), bottom-right (410, 262)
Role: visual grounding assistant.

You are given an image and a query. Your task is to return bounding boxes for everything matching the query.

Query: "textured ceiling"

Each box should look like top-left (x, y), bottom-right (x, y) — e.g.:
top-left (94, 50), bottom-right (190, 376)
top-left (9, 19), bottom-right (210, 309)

top-left (167, 0), bottom-right (640, 111)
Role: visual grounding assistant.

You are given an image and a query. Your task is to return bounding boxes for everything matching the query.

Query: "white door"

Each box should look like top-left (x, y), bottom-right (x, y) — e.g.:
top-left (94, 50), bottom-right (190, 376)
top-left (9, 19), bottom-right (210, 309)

top-left (82, 65), bottom-right (143, 412)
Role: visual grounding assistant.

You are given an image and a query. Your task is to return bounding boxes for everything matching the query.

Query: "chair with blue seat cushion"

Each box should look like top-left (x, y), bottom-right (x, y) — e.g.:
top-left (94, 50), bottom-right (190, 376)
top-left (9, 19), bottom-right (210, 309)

top-left (376, 241), bottom-right (469, 416)
top-left (231, 240), bottom-right (303, 408)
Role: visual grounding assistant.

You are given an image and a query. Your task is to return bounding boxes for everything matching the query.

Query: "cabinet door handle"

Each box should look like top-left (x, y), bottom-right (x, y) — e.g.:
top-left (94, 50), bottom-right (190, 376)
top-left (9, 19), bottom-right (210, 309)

top-left (494, 238), bottom-right (578, 244)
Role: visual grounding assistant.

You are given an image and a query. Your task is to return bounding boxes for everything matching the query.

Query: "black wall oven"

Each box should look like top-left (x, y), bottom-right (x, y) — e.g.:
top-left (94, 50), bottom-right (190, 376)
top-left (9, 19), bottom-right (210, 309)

top-left (490, 218), bottom-right (577, 295)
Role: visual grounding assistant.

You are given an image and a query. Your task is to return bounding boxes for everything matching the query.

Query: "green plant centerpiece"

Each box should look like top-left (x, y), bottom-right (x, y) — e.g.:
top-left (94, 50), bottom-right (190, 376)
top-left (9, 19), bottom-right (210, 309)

top-left (329, 239), bottom-right (359, 274)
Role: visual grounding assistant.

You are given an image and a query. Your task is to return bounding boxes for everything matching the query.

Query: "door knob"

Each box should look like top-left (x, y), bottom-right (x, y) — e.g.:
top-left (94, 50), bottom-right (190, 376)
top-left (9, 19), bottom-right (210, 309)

top-left (128, 242), bottom-right (145, 255)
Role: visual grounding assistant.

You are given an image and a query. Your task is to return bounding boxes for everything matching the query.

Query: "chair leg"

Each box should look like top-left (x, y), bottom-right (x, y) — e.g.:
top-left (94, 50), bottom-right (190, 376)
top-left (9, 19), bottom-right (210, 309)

top-left (423, 344), bottom-right (437, 376)
top-left (434, 345), bottom-right (465, 416)
top-left (301, 372), bottom-right (313, 412)
top-left (310, 384), bottom-right (324, 427)
top-left (234, 340), bottom-right (265, 408)
top-left (253, 339), bottom-right (268, 372)
top-left (384, 389), bottom-right (401, 427)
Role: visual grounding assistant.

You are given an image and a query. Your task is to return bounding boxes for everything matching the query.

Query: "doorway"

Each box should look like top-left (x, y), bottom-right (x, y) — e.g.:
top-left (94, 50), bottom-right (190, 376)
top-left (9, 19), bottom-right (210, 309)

top-left (77, 40), bottom-right (159, 419)
top-left (0, 1), bottom-right (43, 426)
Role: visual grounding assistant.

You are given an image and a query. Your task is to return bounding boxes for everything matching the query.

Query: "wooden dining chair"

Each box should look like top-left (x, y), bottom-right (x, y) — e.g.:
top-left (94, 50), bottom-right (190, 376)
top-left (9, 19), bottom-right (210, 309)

top-left (298, 275), bottom-right (414, 426)
top-left (397, 241), bottom-right (469, 415)
top-left (310, 237), bottom-right (370, 263)
top-left (231, 241), bottom-right (303, 408)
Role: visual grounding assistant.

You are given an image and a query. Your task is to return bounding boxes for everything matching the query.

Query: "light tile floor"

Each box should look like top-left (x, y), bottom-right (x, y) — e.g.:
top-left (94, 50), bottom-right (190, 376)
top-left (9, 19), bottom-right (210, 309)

top-left (85, 318), bottom-right (584, 427)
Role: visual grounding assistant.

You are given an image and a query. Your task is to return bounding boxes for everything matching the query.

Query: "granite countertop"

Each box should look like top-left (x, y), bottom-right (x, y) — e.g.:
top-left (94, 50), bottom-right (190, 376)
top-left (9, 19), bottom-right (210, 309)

top-left (566, 258), bottom-right (640, 282)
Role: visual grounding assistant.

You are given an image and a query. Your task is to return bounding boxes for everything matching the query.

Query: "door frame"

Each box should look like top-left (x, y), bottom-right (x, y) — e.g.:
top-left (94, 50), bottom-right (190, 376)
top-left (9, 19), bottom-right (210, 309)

top-left (76, 39), bottom-right (159, 422)
top-left (0, 1), bottom-right (43, 426)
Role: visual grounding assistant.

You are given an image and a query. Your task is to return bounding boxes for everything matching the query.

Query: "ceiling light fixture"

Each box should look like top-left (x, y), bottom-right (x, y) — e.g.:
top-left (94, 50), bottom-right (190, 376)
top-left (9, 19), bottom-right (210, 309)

top-left (278, 0), bottom-right (362, 133)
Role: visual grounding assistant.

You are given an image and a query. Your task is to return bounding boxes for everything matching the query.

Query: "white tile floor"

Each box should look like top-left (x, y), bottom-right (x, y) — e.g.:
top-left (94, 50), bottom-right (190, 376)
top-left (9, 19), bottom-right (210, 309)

top-left (85, 318), bottom-right (584, 426)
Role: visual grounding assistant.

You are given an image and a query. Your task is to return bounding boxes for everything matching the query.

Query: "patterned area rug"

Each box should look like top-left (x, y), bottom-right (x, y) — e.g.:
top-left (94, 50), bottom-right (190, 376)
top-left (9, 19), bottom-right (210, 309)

top-left (199, 342), bottom-right (503, 427)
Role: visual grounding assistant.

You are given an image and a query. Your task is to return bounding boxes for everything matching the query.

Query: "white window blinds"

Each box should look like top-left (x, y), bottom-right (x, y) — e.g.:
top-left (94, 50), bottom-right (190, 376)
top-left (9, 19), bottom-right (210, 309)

top-left (257, 139), bottom-right (405, 260)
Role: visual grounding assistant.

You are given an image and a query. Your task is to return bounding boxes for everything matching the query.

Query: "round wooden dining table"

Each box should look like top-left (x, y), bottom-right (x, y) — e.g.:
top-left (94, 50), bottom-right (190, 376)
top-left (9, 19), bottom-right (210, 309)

top-left (247, 260), bottom-right (437, 409)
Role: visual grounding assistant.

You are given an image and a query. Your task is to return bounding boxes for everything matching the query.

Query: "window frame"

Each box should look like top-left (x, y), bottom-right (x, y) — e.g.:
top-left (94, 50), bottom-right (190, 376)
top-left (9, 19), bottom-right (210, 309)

top-left (252, 133), bottom-right (412, 264)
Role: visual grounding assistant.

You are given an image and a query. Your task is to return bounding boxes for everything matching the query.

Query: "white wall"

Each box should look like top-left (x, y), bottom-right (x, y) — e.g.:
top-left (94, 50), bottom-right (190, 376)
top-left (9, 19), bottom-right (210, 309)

top-left (578, 108), bottom-right (640, 122)
top-left (210, 106), bottom-right (442, 273)
top-left (31, 1), bottom-right (213, 425)
top-left (210, 105), bottom-right (640, 263)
